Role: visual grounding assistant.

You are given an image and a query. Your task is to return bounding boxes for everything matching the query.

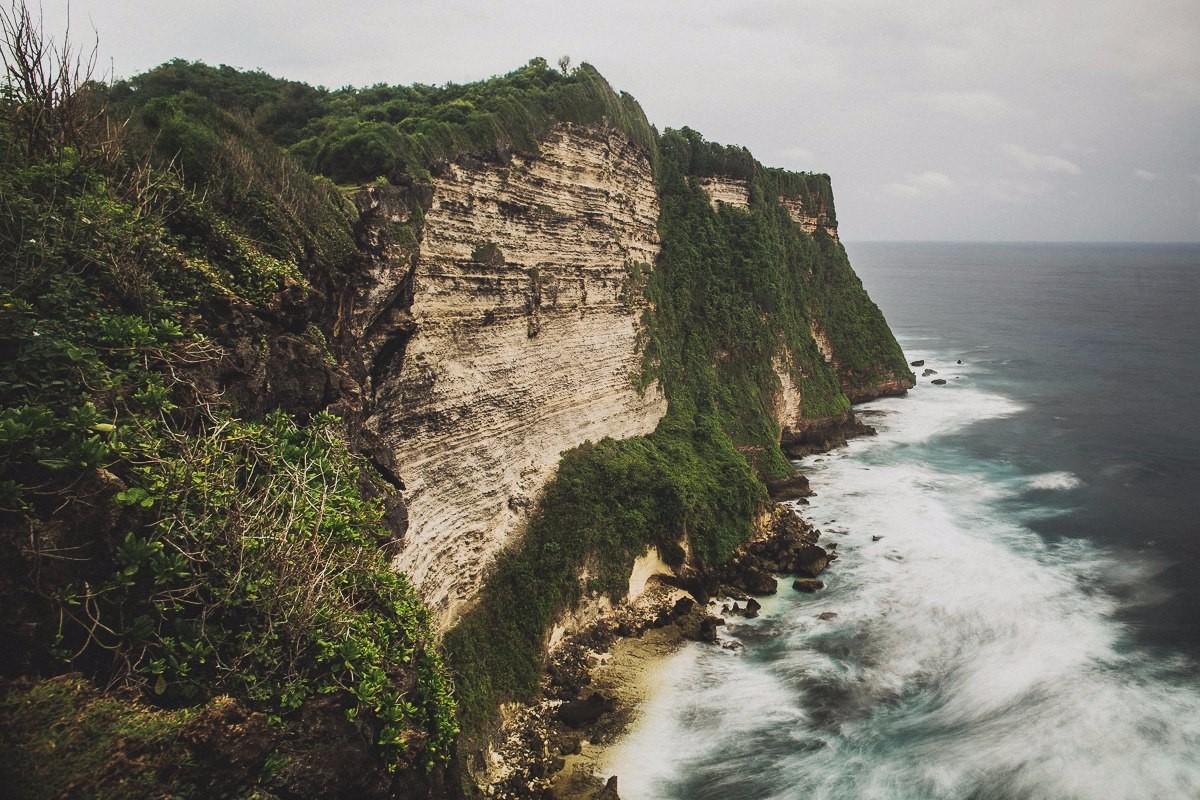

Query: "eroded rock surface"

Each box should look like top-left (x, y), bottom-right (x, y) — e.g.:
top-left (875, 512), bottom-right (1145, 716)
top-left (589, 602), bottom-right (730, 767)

top-left (367, 123), bottom-right (667, 626)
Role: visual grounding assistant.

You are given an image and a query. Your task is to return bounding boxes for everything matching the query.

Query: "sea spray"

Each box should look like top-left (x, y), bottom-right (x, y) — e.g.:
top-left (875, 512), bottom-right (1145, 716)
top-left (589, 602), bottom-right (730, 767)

top-left (604, 349), bottom-right (1200, 800)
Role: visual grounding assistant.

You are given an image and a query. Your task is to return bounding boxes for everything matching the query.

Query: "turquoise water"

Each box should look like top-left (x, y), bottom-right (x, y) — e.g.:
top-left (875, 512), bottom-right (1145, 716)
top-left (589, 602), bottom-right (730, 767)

top-left (605, 243), bottom-right (1200, 799)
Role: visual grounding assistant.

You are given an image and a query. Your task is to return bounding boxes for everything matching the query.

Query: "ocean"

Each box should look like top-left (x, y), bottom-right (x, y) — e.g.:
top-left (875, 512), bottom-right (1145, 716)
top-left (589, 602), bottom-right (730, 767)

top-left (604, 242), bottom-right (1200, 799)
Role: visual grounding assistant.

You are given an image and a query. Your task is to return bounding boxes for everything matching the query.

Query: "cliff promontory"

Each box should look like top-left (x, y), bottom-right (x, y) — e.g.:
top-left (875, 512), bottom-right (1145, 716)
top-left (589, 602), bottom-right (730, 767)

top-left (0, 49), bottom-right (911, 800)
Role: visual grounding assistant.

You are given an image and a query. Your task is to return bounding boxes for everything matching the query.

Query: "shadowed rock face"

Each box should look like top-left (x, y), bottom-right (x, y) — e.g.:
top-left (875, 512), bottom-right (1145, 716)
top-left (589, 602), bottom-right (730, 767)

top-left (366, 123), bottom-right (667, 627)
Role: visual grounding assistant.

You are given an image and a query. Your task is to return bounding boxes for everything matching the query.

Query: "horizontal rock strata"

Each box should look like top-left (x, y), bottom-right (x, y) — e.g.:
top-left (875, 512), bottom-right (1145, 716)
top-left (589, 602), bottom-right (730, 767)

top-left (368, 123), bottom-right (667, 627)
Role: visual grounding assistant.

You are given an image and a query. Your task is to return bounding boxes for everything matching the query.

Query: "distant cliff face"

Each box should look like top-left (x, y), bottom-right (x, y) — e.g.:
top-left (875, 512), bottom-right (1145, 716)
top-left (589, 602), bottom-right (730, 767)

top-left (364, 123), bottom-right (666, 627)
top-left (693, 177), bottom-right (911, 445)
top-left (698, 176), bottom-right (839, 238)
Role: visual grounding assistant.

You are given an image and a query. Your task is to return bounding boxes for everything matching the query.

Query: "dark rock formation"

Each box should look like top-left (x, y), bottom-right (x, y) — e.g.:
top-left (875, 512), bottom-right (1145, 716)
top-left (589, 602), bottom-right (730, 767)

top-left (792, 579), bottom-right (824, 593)
top-left (781, 411), bottom-right (875, 458)
top-left (793, 545), bottom-right (830, 578)
top-left (556, 693), bottom-right (616, 729)
top-left (765, 472), bottom-right (812, 500)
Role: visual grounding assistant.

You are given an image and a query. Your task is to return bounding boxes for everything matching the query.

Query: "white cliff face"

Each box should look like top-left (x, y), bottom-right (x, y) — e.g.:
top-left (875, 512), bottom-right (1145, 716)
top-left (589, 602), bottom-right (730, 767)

top-left (369, 123), bottom-right (666, 628)
top-left (771, 352), bottom-right (804, 437)
top-left (698, 177), bottom-right (751, 210)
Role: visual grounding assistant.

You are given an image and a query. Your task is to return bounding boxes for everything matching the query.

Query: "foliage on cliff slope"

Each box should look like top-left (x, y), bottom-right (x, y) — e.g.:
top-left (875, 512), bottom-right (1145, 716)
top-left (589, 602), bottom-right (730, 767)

top-left (0, 14), bottom-right (455, 796)
top-left (109, 56), bottom-right (655, 184)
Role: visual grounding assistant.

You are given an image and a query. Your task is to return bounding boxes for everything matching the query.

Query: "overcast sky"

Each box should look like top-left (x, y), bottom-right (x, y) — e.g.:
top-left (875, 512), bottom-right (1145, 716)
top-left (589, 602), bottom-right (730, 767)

top-left (42, 0), bottom-right (1200, 241)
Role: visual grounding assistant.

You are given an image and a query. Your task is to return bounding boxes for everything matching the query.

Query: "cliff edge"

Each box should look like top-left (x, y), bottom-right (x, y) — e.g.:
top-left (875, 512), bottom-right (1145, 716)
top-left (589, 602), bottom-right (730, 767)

top-left (0, 52), bottom-right (911, 800)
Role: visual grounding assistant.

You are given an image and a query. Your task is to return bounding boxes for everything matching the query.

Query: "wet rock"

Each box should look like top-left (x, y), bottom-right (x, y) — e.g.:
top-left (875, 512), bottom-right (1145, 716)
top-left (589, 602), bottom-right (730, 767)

top-left (910, 359), bottom-right (925, 367)
top-left (722, 597), bottom-right (762, 619)
top-left (698, 616), bottom-right (725, 642)
top-left (745, 597), bottom-right (762, 619)
top-left (872, 535), bottom-right (883, 541)
top-left (556, 693), bottom-right (615, 729)
top-left (793, 545), bottom-right (830, 578)
top-left (922, 368), bottom-right (937, 376)
top-left (661, 568), bottom-right (719, 604)
top-left (931, 378), bottom-right (947, 385)
top-left (556, 732), bottom-right (583, 756)
top-left (670, 596), bottom-right (696, 619)
top-left (731, 565), bottom-right (778, 595)
top-left (781, 412), bottom-right (875, 458)
top-left (765, 472), bottom-right (812, 500)
top-left (792, 578), bottom-right (824, 593)
top-left (818, 612), bottom-right (839, 621)
top-left (597, 775), bottom-right (621, 799)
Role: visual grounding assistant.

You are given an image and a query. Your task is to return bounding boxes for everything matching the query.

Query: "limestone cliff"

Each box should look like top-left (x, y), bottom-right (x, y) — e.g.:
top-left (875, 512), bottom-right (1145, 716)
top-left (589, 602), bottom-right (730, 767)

top-left (362, 123), bottom-right (667, 627)
top-left (351, 126), bottom-right (910, 630)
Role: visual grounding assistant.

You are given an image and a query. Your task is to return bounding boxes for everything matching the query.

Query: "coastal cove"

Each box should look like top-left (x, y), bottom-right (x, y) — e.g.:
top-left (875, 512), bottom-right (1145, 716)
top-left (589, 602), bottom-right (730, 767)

top-left (598, 242), bottom-right (1200, 799)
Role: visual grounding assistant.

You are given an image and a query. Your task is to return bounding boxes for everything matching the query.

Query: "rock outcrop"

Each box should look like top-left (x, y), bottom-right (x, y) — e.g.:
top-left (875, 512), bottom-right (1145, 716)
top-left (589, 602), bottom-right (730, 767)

top-left (698, 175), bottom-right (839, 238)
top-left (365, 123), bottom-right (667, 626)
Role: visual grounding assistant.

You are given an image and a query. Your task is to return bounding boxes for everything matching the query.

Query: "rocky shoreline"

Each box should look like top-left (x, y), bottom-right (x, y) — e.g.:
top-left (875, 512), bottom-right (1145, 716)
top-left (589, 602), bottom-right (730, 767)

top-left (480, 494), bottom-right (835, 799)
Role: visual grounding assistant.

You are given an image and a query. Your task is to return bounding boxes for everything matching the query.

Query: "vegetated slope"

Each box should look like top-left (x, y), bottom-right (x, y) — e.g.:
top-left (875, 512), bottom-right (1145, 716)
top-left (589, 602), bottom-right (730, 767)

top-left (1, 47), bottom-right (910, 797)
top-left (0, 51), bottom-right (470, 800)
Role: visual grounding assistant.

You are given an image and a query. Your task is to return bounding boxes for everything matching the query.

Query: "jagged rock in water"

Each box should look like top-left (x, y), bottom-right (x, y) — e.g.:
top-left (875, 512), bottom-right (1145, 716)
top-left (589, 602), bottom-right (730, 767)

top-left (792, 545), bottom-right (831, 578)
top-left (699, 616), bottom-right (725, 642)
top-left (765, 472), bottom-right (813, 500)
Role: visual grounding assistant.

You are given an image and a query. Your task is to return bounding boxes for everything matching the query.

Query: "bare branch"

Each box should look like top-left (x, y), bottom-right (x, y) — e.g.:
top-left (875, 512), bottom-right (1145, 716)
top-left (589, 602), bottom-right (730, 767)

top-left (1, 0), bottom-right (106, 158)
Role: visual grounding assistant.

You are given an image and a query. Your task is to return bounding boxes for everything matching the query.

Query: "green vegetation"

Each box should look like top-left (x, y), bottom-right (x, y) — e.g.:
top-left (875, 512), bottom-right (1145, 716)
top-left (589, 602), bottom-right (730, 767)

top-left (0, 10), bottom-right (453, 783)
top-left (445, 414), bottom-right (763, 728)
top-left (0, 675), bottom-right (204, 800)
top-left (110, 57), bottom-right (655, 185)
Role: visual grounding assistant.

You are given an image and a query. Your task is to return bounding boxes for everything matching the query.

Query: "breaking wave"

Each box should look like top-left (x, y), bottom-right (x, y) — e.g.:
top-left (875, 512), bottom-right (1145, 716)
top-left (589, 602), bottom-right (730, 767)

top-left (604, 351), bottom-right (1200, 800)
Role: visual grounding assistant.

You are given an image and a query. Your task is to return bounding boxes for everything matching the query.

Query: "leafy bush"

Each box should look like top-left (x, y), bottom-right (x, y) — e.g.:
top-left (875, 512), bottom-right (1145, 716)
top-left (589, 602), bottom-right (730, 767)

top-left (112, 57), bottom-right (656, 186)
top-left (95, 410), bottom-right (457, 768)
top-left (1, 54), bottom-right (454, 775)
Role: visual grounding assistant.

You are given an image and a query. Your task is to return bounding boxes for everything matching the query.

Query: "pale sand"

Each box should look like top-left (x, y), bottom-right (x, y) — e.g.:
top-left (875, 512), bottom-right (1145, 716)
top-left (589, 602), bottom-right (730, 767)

top-left (550, 590), bottom-right (703, 798)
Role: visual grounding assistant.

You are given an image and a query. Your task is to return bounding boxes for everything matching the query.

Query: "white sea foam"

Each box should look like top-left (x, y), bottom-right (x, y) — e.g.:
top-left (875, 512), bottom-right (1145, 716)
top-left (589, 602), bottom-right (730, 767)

top-left (605, 354), bottom-right (1200, 800)
top-left (1026, 470), bottom-right (1083, 491)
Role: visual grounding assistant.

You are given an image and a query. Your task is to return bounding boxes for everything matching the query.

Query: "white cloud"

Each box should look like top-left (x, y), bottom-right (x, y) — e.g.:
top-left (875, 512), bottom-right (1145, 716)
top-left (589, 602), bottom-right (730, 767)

top-left (1004, 144), bottom-right (1082, 175)
top-left (986, 177), bottom-right (1055, 204)
top-left (1134, 169), bottom-right (1159, 181)
top-left (917, 90), bottom-right (1011, 122)
top-left (883, 171), bottom-right (956, 198)
top-left (1186, 174), bottom-right (1200, 186)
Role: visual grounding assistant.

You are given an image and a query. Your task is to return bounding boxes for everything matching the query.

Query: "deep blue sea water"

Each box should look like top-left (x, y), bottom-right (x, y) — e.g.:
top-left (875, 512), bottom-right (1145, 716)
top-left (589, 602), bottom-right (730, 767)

top-left (605, 242), bottom-right (1200, 799)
